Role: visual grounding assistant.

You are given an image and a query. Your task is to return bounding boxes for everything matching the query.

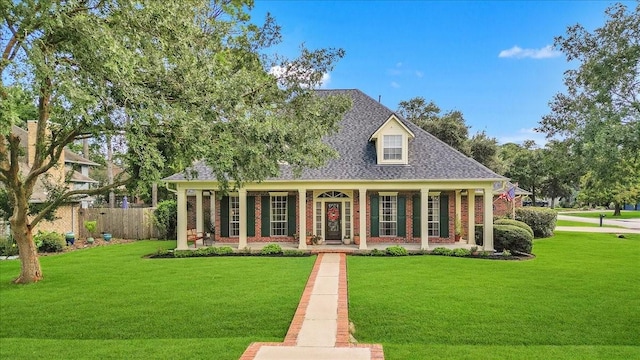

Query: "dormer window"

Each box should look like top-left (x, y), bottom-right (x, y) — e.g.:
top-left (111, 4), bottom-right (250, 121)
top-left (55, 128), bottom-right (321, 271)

top-left (383, 135), bottom-right (403, 160)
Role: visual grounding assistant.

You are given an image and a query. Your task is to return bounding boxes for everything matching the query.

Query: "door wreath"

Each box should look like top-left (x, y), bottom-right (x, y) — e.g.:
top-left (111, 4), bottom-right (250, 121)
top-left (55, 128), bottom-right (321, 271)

top-left (327, 206), bottom-right (340, 222)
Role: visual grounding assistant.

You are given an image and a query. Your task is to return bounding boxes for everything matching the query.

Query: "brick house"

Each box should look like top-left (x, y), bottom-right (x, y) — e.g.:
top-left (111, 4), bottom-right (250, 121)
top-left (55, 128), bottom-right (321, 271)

top-left (164, 89), bottom-right (510, 251)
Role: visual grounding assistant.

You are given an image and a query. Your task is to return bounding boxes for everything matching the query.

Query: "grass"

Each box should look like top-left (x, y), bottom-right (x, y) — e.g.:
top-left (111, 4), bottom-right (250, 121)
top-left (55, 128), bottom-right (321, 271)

top-left (348, 233), bottom-right (640, 359)
top-left (0, 241), bottom-right (315, 360)
top-left (562, 210), bottom-right (640, 219)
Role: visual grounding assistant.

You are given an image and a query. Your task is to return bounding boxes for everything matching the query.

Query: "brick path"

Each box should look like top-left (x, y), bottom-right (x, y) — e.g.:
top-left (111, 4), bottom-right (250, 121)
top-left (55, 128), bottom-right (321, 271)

top-left (240, 253), bottom-right (385, 360)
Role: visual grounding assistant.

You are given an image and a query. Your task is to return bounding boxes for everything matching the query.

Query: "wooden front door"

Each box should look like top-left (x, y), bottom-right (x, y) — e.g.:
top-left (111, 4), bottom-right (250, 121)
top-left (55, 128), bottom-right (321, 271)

top-left (325, 202), bottom-right (342, 240)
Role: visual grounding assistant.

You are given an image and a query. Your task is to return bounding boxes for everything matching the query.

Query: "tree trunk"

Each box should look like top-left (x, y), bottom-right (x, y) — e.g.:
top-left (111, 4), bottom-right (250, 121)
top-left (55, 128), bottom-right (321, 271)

top-left (10, 197), bottom-right (43, 284)
top-left (107, 135), bottom-right (115, 208)
top-left (613, 203), bottom-right (621, 216)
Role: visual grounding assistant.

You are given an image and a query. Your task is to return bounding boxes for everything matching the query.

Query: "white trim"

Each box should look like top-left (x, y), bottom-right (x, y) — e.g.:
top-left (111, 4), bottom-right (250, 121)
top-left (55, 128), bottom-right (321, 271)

top-left (378, 191), bottom-right (398, 196)
top-left (269, 191), bottom-right (288, 196)
top-left (369, 114), bottom-right (415, 141)
top-left (313, 190), bottom-right (354, 242)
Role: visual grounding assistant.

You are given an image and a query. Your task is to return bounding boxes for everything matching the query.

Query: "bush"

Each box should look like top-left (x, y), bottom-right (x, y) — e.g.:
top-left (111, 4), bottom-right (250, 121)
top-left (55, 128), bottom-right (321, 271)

top-left (431, 247), bottom-right (454, 256)
top-left (154, 200), bottom-right (177, 240)
top-left (369, 248), bottom-right (386, 256)
top-left (494, 219), bottom-right (534, 237)
top-left (493, 224), bottom-right (533, 254)
top-left (515, 207), bottom-right (557, 238)
top-left (0, 235), bottom-right (18, 256)
top-left (34, 231), bottom-right (65, 253)
top-left (386, 245), bottom-right (408, 256)
top-left (283, 249), bottom-right (308, 257)
top-left (452, 248), bottom-right (471, 257)
top-left (260, 243), bottom-right (283, 255)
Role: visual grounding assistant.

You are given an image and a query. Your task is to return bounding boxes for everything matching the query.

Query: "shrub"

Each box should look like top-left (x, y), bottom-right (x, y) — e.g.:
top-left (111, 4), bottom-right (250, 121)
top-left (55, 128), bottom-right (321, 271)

top-left (213, 246), bottom-right (234, 255)
top-left (452, 248), bottom-right (471, 257)
top-left (369, 248), bottom-right (386, 256)
top-left (494, 219), bottom-right (534, 237)
top-left (386, 245), bottom-right (408, 256)
top-left (34, 231), bottom-right (65, 253)
top-left (493, 224), bottom-right (533, 254)
top-left (283, 249), bottom-right (308, 257)
top-left (515, 207), bottom-right (557, 238)
top-left (0, 235), bottom-right (18, 256)
top-left (260, 243), bottom-right (283, 255)
top-left (154, 200), bottom-right (177, 240)
top-left (474, 225), bottom-right (484, 246)
top-left (431, 247), bottom-right (453, 256)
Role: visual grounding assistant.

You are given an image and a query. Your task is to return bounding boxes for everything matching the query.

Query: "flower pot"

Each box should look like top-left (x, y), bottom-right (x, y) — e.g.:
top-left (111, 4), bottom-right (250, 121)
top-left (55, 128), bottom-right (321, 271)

top-left (343, 238), bottom-right (352, 245)
top-left (103, 233), bottom-right (112, 242)
top-left (65, 232), bottom-right (75, 246)
top-left (353, 235), bottom-right (360, 245)
top-left (86, 237), bottom-right (94, 244)
top-left (306, 236), bottom-right (312, 245)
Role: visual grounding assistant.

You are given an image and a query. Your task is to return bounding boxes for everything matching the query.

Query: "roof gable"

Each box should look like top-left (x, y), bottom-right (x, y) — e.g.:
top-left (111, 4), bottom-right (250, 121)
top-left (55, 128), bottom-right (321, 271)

top-left (369, 114), bottom-right (415, 141)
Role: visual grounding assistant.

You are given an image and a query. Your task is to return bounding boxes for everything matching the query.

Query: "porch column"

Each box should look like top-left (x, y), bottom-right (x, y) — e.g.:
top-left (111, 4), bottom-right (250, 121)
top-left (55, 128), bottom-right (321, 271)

top-left (358, 188), bottom-right (367, 250)
top-left (298, 189), bottom-right (307, 250)
top-left (420, 188), bottom-right (430, 250)
top-left (239, 188), bottom-right (247, 249)
top-left (176, 186), bottom-right (188, 250)
top-left (455, 190), bottom-right (462, 241)
top-left (483, 186), bottom-right (494, 251)
top-left (467, 189), bottom-right (476, 246)
top-left (195, 190), bottom-right (203, 234)
top-left (209, 190), bottom-right (215, 235)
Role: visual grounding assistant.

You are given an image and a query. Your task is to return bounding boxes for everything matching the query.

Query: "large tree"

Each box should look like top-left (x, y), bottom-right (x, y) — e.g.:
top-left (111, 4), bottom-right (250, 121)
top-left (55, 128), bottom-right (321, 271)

top-left (499, 141), bottom-right (545, 205)
top-left (1, 0), bottom-right (350, 283)
top-left (539, 2), bottom-right (640, 215)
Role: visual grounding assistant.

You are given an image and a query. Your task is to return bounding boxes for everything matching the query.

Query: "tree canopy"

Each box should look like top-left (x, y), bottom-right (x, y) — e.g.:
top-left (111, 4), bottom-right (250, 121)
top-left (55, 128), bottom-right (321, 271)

top-left (539, 2), bottom-right (640, 213)
top-left (1, 0), bottom-right (350, 283)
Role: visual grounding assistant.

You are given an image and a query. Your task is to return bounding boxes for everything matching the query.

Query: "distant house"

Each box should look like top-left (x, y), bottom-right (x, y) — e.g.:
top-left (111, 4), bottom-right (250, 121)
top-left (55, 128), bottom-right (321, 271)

top-left (9, 121), bottom-right (100, 235)
top-left (164, 90), bottom-right (509, 251)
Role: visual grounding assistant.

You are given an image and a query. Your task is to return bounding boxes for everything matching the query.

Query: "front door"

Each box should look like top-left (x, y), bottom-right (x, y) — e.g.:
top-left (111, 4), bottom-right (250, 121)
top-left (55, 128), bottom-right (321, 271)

top-left (325, 202), bottom-right (342, 240)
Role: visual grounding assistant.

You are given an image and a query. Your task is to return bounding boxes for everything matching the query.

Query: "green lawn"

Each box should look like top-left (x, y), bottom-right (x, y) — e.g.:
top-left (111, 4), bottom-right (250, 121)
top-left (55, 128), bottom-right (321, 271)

top-left (348, 233), bottom-right (640, 359)
top-left (562, 210), bottom-right (640, 219)
top-left (0, 241), bottom-right (315, 360)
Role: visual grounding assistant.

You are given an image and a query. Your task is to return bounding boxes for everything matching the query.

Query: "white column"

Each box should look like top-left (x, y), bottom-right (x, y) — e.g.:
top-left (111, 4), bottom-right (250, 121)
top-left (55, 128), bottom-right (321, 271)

top-left (239, 188), bottom-right (247, 249)
top-left (483, 186), bottom-right (494, 251)
top-left (195, 190), bottom-right (203, 234)
top-left (176, 187), bottom-right (188, 250)
top-left (358, 188), bottom-right (367, 250)
top-left (420, 188), bottom-right (430, 250)
top-left (467, 189), bottom-right (476, 246)
top-left (298, 189), bottom-right (307, 249)
top-left (209, 190), bottom-right (215, 235)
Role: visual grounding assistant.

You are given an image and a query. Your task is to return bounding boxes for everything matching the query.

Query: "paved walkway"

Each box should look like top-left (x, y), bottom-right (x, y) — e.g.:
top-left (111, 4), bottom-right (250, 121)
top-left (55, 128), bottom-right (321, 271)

top-left (240, 253), bottom-right (384, 360)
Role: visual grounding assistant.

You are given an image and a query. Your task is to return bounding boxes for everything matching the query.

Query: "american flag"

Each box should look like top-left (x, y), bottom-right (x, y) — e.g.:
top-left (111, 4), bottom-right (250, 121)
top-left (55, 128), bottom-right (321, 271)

top-left (499, 183), bottom-right (517, 202)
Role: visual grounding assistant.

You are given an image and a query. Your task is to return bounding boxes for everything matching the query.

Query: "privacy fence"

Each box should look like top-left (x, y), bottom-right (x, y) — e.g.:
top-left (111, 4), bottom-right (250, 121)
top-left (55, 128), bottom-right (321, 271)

top-left (78, 208), bottom-right (161, 240)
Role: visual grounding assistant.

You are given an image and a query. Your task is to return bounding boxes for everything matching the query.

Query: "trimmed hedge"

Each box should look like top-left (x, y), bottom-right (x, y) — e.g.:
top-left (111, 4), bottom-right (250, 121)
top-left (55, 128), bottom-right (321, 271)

top-left (494, 218), bottom-right (534, 237)
top-left (515, 207), bottom-right (557, 238)
top-left (493, 224), bottom-right (533, 254)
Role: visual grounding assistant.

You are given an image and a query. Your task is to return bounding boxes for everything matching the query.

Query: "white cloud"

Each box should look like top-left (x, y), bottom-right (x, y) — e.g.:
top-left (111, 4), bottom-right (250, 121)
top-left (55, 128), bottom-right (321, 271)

top-left (396, 62), bottom-right (403, 67)
top-left (269, 65), bottom-right (331, 89)
top-left (390, 81), bottom-right (400, 88)
top-left (498, 45), bottom-right (561, 59)
top-left (497, 128), bottom-right (549, 146)
top-left (415, 71), bottom-right (424, 78)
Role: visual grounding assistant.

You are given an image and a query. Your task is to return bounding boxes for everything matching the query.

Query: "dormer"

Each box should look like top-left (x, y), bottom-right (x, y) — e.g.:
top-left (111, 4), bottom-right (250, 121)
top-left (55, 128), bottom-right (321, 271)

top-left (369, 114), bottom-right (415, 165)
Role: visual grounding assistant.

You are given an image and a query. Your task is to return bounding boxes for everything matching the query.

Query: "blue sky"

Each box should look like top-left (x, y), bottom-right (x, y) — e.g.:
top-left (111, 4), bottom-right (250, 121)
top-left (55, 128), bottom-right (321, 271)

top-left (251, 0), bottom-right (626, 145)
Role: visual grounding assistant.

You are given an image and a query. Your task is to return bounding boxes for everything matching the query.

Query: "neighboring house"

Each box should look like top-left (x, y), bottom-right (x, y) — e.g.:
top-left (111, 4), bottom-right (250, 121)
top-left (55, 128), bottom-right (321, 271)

top-left (164, 89), bottom-right (508, 251)
top-left (9, 121), bottom-right (100, 235)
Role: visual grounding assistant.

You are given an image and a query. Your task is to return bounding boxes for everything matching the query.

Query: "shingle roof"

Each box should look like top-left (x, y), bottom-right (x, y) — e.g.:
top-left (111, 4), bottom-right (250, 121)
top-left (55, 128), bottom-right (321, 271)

top-left (164, 89), bottom-right (505, 182)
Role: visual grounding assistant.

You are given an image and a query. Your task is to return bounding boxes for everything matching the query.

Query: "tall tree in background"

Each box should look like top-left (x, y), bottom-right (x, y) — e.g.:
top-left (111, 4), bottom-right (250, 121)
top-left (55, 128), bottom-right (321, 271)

top-left (499, 141), bottom-right (545, 205)
top-left (1, 0), bottom-right (350, 283)
top-left (539, 140), bottom-right (582, 208)
top-left (539, 2), bottom-right (640, 215)
top-left (468, 131), bottom-right (502, 173)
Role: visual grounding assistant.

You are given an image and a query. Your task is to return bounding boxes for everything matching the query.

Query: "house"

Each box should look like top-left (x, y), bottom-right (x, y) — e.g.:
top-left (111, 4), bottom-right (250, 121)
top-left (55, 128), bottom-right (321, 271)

top-left (493, 181), bottom-right (530, 217)
top-left (8, 121), bottom-right (100, 235)
top-left (164, 89), bottom-right (507, 251)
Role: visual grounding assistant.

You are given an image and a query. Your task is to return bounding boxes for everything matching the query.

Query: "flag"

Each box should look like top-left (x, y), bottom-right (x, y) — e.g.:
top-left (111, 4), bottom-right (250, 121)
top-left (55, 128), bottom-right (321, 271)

top-left (499, 183), bottom-right (517, 202)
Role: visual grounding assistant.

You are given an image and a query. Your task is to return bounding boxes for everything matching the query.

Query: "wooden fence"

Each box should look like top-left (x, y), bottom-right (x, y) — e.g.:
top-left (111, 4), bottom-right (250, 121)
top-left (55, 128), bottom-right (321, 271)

top-left (78, 208), bottom-right (161, 240)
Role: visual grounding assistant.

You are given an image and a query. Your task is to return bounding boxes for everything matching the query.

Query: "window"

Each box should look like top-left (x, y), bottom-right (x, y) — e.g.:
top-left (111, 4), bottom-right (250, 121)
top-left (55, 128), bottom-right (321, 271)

top-left (230, 195), bottom-right (240, 237)
top-left (315, 201), bottom-right (322, 236)
top-left (271, 195), bottom-right (287, 236)
top-left (380, 195), bottom-right (397, 236)
top-left (428, 196), bottom-right (440, 237)
top-left (383, 135), bottom-right (402, 160)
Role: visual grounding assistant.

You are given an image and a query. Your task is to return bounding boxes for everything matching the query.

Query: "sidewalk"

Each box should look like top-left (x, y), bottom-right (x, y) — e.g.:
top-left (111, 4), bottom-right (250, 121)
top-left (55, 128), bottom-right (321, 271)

top-left (240, 253), bottom-right (384, 360)
top-left (557, 214), bottom-right (640, 234)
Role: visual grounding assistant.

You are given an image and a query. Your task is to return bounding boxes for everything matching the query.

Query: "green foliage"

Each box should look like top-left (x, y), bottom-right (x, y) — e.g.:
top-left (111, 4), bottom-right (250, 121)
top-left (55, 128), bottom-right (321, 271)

top-left (499, 141), bottom-right (545, 204)
top-left (83, 220), bottom-right (97, 235)
top-left (0, 236), bottom-right (19, 256)
top-left (515, 207), bottom-right (558, 238)
top-left (154, 200), bottom-right (177, 240)
top-left (283, 250), bottom-right (308, 257)
top-left (502, 249), bottom-right (512, 257)
top-left (452, 248), bottom-right (471, 257)
top-left (260, 243), bottom-right (283, 255)
top-left (494, 218), bottom-right (534, 237)
top-left (33, 231), bottom-right (65, 253)
top-left (431, 247), bottom-right (454, 256)
top-left (369, 248), bottom-right (386, 256)
top-left (385, 246), bottom-right (408, 256)
top-left (493, 224), bottom-right (533, 254)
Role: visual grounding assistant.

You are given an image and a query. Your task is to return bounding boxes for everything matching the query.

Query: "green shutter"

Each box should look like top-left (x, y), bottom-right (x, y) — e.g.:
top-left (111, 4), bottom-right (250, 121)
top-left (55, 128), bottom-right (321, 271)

top-left (397, 196), bottom-right (406, 237)
top-left (370, 195), bottom-right (379, 237)
top-left (220, 196), bottom-right (229, 237)
top-left (287, 195), bottom-right (296, 236)
top-left (412, 195), bottom-right (421, 237)
top-left (261, 196), bottom-right (270, 237)
top-left (439, 194), bottom-right (449, 238)
top-left (246, 196), bottom-right (255, 237)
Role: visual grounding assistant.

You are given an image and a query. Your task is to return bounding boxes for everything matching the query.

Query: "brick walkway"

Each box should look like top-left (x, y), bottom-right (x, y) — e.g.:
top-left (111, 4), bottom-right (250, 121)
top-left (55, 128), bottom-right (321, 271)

top-left (240, 253), bottom-right (385, 360)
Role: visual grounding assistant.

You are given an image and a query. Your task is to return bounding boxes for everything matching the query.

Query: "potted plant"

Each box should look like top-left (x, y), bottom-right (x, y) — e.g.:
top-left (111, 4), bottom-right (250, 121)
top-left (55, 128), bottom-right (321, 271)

top-left (343, 235), bottom-right (352, 245)
top-left (84, 220), bottom-right (97, 244)
top-left (102, 231), bottom-right (112, 242)
top-left (65, 232), bottom-right (75, 246)
top-left (311, 234), bottom-right (322, 245)
top-left (353, 232), bottom-right (360, 245)
top-left (305, 231), bottom-right (313, 245)
top-left (455, 215), bottom-right (462, 241)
